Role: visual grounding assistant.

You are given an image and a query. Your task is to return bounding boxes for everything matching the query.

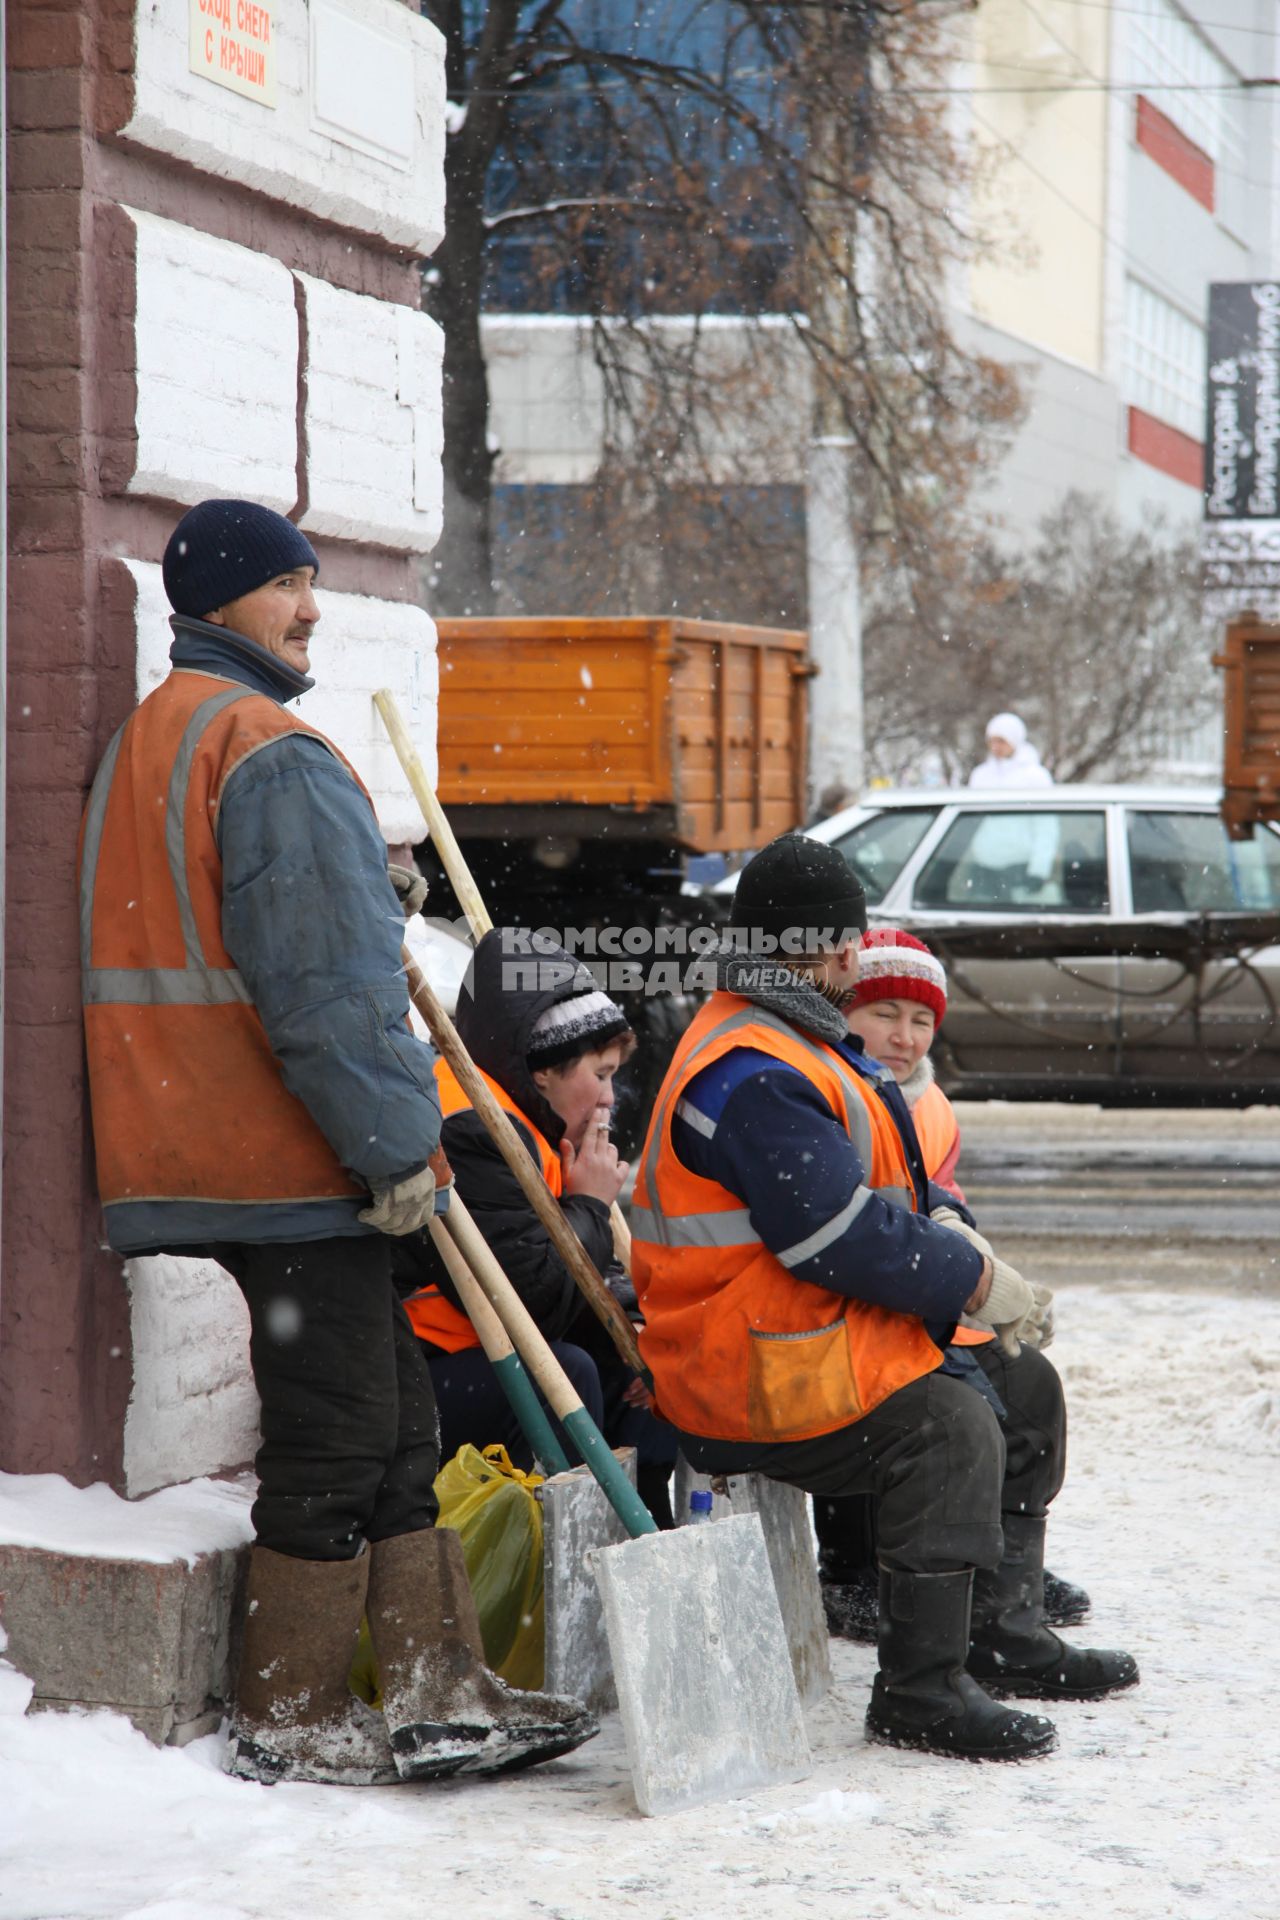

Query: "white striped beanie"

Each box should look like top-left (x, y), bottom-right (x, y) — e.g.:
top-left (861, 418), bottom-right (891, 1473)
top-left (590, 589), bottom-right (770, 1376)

top-left (852, 929), bottom-right (947, 1024)
top-left (526, 990), bottom-right (631, 1069)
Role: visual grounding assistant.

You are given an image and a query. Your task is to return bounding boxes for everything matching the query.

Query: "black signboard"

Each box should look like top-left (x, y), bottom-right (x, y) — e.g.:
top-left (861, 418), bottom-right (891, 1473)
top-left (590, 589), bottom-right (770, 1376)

top-left (1205, 281), bottom-right (1280, 521)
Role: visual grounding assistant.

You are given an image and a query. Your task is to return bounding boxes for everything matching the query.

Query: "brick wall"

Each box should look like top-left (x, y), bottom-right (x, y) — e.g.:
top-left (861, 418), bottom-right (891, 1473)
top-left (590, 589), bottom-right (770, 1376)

top-left (3, 0), bottom-right (446, 1490)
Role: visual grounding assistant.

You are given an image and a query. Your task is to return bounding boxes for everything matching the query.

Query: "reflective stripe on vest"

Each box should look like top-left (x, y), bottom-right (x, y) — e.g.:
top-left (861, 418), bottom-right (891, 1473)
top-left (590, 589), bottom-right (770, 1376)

top-left (631, 1002), bottom-right (911, 1257)
top-left (80, 672), bottom-right (373, 1232)
top-left (81, 687), bottom-right (255, 1008)
top-left (631, 992), bottom-right (941, 1445)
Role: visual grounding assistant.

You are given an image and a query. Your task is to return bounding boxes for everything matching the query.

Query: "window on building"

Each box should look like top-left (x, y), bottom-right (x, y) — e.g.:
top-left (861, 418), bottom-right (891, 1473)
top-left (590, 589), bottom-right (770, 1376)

top-left (1123, 278), bottom-right (1205, 440)
top-left (1127, 0), bottom-right (1246, 203)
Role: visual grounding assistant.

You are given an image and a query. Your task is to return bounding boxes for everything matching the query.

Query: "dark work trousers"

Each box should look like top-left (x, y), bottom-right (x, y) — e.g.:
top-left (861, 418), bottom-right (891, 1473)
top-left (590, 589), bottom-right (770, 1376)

top-left (426, 1336), bottom-right (680, 1483)
top-left (199, 1235), bottom-right (441, 1562)
top-left (426, 1339), bottom-right (606, 1475)
top-left (680, 1342), bottom-right (1067, 1576)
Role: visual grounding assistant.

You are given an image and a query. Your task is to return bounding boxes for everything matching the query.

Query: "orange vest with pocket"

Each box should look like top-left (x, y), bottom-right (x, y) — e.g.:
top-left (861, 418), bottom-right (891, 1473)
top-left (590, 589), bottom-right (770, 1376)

top-left (405, 1059), bottom-right (563, 1353)
top-left (79, 671), bottom-right (371, 1239)
top-left (630, 992), bottom-right (943, 1445)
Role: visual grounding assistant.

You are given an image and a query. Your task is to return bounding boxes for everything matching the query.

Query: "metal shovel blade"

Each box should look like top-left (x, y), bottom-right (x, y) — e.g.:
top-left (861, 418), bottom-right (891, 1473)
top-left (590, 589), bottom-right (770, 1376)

top-left (674, 1460), bottom-right (832, 1708)
top-left (591, 1511), bottom-right (812, 1817)
top-left (538, 1448), bottom-right (637, 1714)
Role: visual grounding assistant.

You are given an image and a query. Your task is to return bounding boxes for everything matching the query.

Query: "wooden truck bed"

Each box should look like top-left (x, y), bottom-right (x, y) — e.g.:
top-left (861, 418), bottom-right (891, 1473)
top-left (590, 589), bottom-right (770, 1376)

top-left (434, 617), bottom-right (810, 853)
top-left (1215, 615), bottom-right (1280, 838)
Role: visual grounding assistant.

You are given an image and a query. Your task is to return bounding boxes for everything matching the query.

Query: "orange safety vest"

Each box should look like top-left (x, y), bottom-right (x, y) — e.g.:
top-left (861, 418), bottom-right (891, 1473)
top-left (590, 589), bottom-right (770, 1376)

top-left (79, 670), bottom-right (371, 1240)
top-left (913, 1078), bottom-right (964, 1203)
top-left (911, 1079), bottom-right (990, 1349)
top-left (405, 1059), bottom-right (563, 1353)
top-left (631, 992), bottom-right (943, 1445)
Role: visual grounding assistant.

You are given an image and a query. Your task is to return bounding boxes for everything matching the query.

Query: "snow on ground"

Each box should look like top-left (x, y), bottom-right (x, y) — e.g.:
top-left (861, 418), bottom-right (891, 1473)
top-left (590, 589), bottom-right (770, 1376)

top-left (2, 1282), bottom-right (1278, 1920)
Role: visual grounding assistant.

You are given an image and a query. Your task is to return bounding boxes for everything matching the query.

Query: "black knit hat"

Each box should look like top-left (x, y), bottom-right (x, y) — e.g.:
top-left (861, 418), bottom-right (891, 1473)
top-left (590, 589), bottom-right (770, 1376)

top-left (732, 832), bottom-right (868, 954)
top-left (162, 499), bottom-right (319, 617)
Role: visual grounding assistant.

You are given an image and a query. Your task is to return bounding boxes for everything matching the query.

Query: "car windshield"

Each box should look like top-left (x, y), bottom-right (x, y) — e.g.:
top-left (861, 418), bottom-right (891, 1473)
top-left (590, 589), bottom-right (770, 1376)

top-left (829, 808), bottom-right (939, 905)
top-left (913, 809), bottom-right (1109, 913)
top-left (1127, 811), bottom-right (1280, 912)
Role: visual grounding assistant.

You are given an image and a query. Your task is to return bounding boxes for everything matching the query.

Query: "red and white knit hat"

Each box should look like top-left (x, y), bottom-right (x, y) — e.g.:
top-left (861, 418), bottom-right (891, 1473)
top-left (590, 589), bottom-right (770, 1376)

top-left (852, 928), bottom-right (947, 1025)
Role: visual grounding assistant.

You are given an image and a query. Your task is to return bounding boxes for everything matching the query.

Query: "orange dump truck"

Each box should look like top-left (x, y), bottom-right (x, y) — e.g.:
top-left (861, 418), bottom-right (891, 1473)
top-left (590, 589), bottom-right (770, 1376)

top-left (432, 617), bottom-right (810, 897)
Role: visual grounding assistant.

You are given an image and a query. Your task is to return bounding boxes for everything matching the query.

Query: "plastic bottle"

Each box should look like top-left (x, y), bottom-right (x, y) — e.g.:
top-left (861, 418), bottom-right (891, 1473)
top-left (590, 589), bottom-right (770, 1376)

top-left (688, 1488), bottom-right (714, 1524)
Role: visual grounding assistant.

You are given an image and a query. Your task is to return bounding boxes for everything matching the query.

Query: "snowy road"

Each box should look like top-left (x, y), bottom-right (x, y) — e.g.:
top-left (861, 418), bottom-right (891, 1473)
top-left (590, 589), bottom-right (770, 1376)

top-left (955, 1101), bottom-right (1280, 1296)
top-left (4, 1269), bottom-right (1279, 1920)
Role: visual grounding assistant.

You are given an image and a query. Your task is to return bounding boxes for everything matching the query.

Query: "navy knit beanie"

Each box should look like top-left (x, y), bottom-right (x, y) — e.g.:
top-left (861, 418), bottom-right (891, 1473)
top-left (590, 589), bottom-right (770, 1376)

top-left (162, 499), bottom-right (319, 617)
top-left (733, 832), bottom-right (868, 954)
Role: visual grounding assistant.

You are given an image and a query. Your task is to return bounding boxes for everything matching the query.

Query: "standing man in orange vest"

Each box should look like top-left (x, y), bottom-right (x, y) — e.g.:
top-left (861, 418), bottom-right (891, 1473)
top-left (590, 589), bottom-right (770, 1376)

top-left (79, 499), bottom-right (593, 1787)
top-left (631, 833), bottom-right (1137, 1761)
top-left (818, 927), bottom-right (1092, 1643)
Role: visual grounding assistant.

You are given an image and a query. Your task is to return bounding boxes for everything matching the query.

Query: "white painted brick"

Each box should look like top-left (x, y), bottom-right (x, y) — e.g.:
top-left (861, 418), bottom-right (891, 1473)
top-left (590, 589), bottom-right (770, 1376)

top-left (299, 275), bottom-right (443, 553)
top-left (125, 559), bottom-right (437, 845)
top-left (126, 209), bottom-right (298, 511)
top-left (127, 0), bottom-right (445, 258)
top-left (123, 1257), bottom-right (260, 1498)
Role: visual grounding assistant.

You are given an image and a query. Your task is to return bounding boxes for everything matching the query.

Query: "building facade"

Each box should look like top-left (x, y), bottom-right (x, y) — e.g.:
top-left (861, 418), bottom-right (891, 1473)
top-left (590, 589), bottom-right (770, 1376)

top-left (963, 0), bottom-right (1280, 537)
top-left (3, 0), bottom-right (446, 1491)
top-left (481, 0), bottom-right (1280, 548)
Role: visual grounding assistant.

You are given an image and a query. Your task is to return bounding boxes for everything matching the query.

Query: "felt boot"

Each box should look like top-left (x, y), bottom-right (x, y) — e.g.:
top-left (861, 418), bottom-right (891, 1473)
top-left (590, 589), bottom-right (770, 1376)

top-left (367, 1526), bottom-right (598, 1780)
top-left (968, 1514), bottom-right (1138, 1701)
top-left (865, 1566), bottom-right (1057, 1761)
top-left (224, 1545), bottom-right (398, 1786)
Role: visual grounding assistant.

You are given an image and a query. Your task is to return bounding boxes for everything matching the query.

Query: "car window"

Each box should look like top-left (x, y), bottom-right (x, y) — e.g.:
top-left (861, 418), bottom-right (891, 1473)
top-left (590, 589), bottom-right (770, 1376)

top-left (913, 810), bottom-right (1109, 913)
top-left (830, 808), bottom-right (939, 905)
top-left (1127, 811), bottom-right (1280, 912)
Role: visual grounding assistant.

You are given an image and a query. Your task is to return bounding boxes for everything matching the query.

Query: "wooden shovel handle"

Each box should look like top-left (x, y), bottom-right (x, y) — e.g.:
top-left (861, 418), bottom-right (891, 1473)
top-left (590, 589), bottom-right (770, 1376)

top-left (375, 686), bottom-right (633, 1275)
top-left (403, 946), bottom-right (647, 1379)
top-left (375, 689), bottom-right (492, 939)
top-left (428, 1213), bottom-right (571, 1478)
top-left (426, 1214), bottom-right (513, 1360)
top-left (443, 1196), bottom-right (656, 1539)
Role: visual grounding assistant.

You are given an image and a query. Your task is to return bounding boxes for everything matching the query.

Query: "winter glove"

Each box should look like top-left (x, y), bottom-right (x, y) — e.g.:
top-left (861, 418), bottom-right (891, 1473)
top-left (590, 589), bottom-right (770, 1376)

top-left (358, 1162), bottom-right (437, 1236)
top-left (1021, 1283), bottom-right (1055, 1351)
top-left (931, 1205), bottom-right (995, 1264)
top-left (967, 1255), bottom-right (1042, 1357)
top-left (388, 861), bottom-right (429, 919)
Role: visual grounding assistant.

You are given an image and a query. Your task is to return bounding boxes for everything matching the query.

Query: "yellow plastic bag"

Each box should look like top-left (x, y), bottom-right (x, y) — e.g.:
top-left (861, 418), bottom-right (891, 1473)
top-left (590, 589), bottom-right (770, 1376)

top-left (436, 1444), bottom-right (546, 1690)
top-left (349, 1443), bottom-right (546, 1705)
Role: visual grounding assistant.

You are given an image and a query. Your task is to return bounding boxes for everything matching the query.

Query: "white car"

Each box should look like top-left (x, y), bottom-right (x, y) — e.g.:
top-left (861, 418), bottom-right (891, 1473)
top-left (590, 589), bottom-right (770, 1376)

top-left (714, 786), bottom-right (1280, 1102)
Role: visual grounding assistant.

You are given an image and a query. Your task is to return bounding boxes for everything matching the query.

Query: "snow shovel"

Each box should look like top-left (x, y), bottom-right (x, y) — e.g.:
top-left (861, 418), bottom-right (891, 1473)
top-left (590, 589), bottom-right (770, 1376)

top-left (441, 1191), bottom-right (811, 1817)
top-left (375, 687), bottom-right (632, 1272)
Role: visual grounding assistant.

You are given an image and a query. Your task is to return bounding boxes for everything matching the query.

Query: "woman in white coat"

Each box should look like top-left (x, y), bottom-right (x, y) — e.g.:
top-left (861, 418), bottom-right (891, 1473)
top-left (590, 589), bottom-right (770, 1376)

top-left (968, 712), bottom-right (1053, 789)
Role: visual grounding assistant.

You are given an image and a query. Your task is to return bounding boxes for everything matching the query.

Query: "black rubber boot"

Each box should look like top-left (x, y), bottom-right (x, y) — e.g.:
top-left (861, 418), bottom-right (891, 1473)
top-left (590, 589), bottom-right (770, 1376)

top-left (865, 1567), bottom-right (1058, 1762)
top-left (1043, 1567), bottom-right (1092, 1628)
top-left (969, 1514), bottom-right (1138, 1702)
top-left (816, 1492), bottom-right (879, 1642)
top-left (821, 1565), bottom-right (879, 1643)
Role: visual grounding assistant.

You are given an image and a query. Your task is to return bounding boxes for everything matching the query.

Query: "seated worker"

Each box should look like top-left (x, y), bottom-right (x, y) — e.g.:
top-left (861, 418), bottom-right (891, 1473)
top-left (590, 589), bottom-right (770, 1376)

top-left (631, 833), bottom-right (1137, 1761)
top-left (406, 928), bottom-right (679, 1529)
top-left (816, 927), bottom-right (1091, 1644)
